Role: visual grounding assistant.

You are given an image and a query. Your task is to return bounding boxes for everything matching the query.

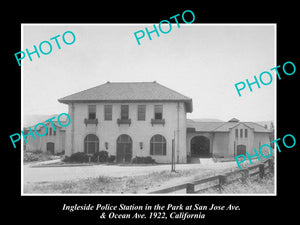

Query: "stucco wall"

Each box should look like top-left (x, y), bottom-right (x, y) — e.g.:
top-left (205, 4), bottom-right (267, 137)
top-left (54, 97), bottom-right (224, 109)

top-left (65, 101), bottom-right (188, 163)
top-left (212, 132), bottom-right (230, 157)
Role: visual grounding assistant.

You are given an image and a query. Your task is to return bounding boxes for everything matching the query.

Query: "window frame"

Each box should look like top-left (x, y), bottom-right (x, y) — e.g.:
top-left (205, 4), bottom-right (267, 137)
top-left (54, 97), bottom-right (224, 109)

top-left (120, 105), bottom-right (129, 120)
top-left (88, 105), bottom-right (96, 120)
top-left (150, 134), bottom-right (167, 156)
top-left (104, 105), bottom-right (112, 121)
top-left (137, 105), bottom-right (146, 121)
top-left (154, 105), bottom-right (163, 120)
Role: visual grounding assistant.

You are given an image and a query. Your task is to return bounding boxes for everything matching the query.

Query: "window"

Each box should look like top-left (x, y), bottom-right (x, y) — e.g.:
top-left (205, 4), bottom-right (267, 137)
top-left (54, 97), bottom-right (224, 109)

top-left (84, 134), bottom-right (99, 154)
top-left (137, 105), bottom-right (146, 121)
top-left (104, 105), bottom-right (112, 120)
top-left (150, 134), bottom-right (166, 156)
top-left (88, 105), bottom-right (96, 120)
top-left (53, 130), bottom-right (56, 136)
top-left (245, 129), bottom-right (248, 138)
top-left (235, 129), bottom-right (238, 138)
top-left (121, 105), bottom-right (129, 120)
top-left (240, 129), bottom-right (243, 138)
top-left (154, 105), bottom-right (163, 120)
top-left (49, 127), bottom-right (52, 136)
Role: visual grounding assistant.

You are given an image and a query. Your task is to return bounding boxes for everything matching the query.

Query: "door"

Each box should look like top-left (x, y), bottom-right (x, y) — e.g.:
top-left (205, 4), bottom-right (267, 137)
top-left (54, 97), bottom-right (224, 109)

top-left (46, 142), bottom-right (55, 154)
top-left (190, 136), bottom-right (210, 158)
top-left (237, 144), bottom-right (246, 155)
top-left (116, 135), bottom-right (132, 163)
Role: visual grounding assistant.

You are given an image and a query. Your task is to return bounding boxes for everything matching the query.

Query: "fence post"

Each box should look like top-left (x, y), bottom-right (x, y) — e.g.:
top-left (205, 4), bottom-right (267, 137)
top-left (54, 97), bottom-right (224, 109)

top-left (268, 159), bottom-right (274, 174)
top-left (186, 183), bottom-right (195, 194)
top-left (241, 169), bottom-right (249, 183)
top-left (259, 163), bottom-right (265, 179)
top-left (219, 175), bottom-right (226, 192)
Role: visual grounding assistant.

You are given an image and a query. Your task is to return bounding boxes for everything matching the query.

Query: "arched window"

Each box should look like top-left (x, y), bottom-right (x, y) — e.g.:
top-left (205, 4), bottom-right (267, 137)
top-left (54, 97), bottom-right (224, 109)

top-left (84, 134), bottom-right (99, 154)
top-left (150, 135), bottom-right (166, 156)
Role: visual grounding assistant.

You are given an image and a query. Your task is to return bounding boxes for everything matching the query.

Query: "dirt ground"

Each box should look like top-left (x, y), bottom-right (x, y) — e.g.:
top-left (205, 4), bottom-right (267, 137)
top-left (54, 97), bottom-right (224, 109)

top-left (23, 160), bottom-right (246, 194)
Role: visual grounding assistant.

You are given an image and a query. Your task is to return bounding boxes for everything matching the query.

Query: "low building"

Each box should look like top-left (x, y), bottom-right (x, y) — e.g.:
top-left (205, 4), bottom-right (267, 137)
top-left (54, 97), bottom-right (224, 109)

top-left (186, 118), bottom-right (271, 162)
top-left (23, 120), bottom-right (66, 154)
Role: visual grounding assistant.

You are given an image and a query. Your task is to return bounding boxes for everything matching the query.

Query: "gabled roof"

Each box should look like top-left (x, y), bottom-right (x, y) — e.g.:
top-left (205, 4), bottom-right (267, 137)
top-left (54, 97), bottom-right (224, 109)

top-left (58, 81), bottom-right (193, 112)
top-left (24, 120), bottom-right (67, 131)
top-left (187, 118), bottom-right (271, 133)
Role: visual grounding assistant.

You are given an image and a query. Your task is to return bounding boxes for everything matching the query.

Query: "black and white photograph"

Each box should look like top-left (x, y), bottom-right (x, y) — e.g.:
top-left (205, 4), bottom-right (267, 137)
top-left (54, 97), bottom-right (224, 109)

top-left (4, 6), bottom-right (298, 225)
top-left (21, 24), bottom-right (276, 195)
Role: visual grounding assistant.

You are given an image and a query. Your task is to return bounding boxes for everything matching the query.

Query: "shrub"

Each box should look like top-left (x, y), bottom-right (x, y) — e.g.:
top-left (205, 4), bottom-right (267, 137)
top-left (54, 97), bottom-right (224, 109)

top-left (91, 151), bottom-right (109, 163)
top-left (24, 152), bottom-right (40, 162)
top-left (65, 152), bottom-right (89, 163)
top-left (108, 155), bottom-right (116, 163)
top-left (131, 156), bottom-right (155, 164)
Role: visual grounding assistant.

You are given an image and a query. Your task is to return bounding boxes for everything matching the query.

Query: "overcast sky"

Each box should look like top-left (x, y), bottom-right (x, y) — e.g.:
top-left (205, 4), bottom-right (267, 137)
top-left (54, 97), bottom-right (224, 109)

top-left (22, 24), bottom-right (275, 122)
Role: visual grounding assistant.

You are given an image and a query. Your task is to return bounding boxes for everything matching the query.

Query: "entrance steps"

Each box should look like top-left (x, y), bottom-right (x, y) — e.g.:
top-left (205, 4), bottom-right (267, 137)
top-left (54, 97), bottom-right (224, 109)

top-left (190, 157), bottom-right (215, 164)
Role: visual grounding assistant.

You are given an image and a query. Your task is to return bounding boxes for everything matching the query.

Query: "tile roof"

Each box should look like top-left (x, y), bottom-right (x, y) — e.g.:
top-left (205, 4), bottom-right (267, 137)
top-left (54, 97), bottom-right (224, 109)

top-left (58, 81), bottom-right (193, 112)
top-left (187, 119), bottom-right (271, 133)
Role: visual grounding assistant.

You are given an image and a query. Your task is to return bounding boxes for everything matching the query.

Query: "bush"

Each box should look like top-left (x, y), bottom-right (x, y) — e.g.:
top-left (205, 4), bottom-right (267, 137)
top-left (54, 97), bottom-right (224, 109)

top-left (24, 152), bottom-right (40, 162)
top-left (131, 156), bottom-right (155, 164)
top-left (108, 155), bottom-right (116, 163)
top-left (91, 151), bottom-right (109, 163)
top-left (64, 152), bottom-right (89, 163)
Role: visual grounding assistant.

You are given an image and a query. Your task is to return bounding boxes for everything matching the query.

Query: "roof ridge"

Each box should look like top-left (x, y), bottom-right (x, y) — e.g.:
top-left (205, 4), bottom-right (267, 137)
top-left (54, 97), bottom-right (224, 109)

top-left (212, 121), bottom-right (230, 131)
top-left (153, 81), bottom-right (192, 100)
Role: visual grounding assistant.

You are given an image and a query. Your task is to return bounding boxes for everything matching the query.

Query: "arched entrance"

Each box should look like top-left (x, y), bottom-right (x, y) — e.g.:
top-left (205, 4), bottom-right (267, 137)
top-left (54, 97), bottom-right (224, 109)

top-left (116, 134), bottom-right (132, 163)
top-left (46, 142), bottom-right (55, 154)
top-left (190, 136), bottom-right (210, 158)
top-left (84, 134), bottom-right (99, 155)
top-left (237, 144), bottom-right (246, 155)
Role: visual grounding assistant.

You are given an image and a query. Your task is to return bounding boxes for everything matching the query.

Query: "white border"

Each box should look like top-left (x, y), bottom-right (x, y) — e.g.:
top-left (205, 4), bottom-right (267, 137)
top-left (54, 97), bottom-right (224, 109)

top-left (21, 23), bottom-right (277, 196)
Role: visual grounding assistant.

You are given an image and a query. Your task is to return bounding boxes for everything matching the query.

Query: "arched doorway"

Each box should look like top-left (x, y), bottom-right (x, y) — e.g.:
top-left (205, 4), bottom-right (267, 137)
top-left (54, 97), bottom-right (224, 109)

top-left (190, 136), bottom-right (210, 157)
top-left (46, 142), bottom-right (55, 154)
top-left (237, 144), bottom-right (246, 155)
top-left (84, 134), bottom-right (99, 155)
top-left (116, 134), bottom-right (132, 163)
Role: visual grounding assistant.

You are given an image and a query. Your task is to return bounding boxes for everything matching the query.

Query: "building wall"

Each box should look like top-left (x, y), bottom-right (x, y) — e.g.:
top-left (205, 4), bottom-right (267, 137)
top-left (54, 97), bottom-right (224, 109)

top-left (24, 124), bottom-right (65, 154)
top-left (212, 132), bottom-right (230, 157)
top-left (65, 101), bottom-right (188, 163)
top-left (228, 123), bottom-right (255, 156)
top-left (253, 132), bottom-right (271, 157)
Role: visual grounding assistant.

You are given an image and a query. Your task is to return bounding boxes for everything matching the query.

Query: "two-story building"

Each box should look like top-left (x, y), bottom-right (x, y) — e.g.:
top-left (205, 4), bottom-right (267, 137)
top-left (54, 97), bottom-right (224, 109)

top-left (58, 81), bottom-right (193, 163)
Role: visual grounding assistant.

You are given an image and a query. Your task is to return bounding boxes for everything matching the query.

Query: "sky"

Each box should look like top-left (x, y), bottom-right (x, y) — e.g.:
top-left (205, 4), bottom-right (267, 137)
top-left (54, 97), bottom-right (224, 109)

top-left (22, 24), bottom-right (275, 122)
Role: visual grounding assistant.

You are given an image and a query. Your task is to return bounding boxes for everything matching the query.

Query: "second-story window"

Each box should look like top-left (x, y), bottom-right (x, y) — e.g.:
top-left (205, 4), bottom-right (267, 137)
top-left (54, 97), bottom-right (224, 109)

top-left (240, 129), bottom-right (243, 138)
top-left (245, 129), bottom-right (248, 138)
top-left (137, 105), bottom-right (146, 121)
top-left (104, 105), bottom-right (112, 121)
top-left (154, 105), bottom-right (163, 120)
top-left (88, 105), bottom-right (96, 120)
top-left (121, 105), bottom-right (129, 120)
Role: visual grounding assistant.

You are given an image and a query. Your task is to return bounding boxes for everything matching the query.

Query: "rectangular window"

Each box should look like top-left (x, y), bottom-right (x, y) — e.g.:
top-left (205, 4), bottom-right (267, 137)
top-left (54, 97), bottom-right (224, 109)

top-left (137, 105), bottom-right (146, 121)
top-left (235, 129), bottom-right (238, 138)
top-left (53, 130), bottom-right (56, 136)
top-left (88, 105), bottom-right (96, 120)
top-left (49, 127), bottom-right (52, 136)
top-left (240, 129), bottom-right (243, 138)
top-left (154, 105), bottom-right (163, 120)
top-left (245, 129), bottom-right (248, 138)
top-left (121, 105), bottom-right (129, 120)
top-left (104, 105), bottom-right (112, 121)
